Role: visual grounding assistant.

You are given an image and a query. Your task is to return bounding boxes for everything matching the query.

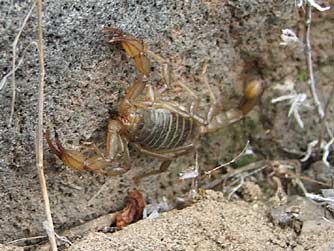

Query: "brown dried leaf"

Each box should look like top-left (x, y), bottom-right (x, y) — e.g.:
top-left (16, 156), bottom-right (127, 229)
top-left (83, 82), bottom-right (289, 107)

top-left (116, 189), bottom-right (146, 229)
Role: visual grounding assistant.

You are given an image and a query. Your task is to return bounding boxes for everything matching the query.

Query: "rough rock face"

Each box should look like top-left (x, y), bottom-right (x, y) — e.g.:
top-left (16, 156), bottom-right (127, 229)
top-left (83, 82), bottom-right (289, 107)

top-left (0, 0), bottom-right (332, 243)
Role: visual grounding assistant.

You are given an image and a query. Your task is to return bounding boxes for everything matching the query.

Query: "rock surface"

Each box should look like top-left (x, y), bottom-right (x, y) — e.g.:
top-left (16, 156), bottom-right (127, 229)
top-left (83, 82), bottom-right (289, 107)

top-left (0, 0), bottom-right (333, 244)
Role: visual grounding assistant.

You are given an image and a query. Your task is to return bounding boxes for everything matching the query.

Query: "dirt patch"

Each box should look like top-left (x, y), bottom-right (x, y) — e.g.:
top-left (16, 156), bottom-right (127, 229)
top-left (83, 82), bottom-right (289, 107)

top-left (0, 244), bottom-right (23, 251)
top-left (56, 190), bottom-right (333, 251)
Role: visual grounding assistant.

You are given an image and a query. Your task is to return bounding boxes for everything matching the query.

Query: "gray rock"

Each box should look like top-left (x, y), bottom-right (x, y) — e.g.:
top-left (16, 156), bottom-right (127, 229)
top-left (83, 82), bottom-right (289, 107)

top-left (1, 0), bottom-right (332, 243)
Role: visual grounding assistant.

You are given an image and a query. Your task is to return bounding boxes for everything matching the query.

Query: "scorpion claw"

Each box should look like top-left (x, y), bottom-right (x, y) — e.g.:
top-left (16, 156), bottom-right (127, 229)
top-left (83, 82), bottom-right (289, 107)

top-left (45, 129), bottom-right (124, 174)
top-left (103, 27), bottom-right (151, 76)
top-left (45, 129), bottom-right (95, 171)
top-left (45, 129), bottom-right (62, 159)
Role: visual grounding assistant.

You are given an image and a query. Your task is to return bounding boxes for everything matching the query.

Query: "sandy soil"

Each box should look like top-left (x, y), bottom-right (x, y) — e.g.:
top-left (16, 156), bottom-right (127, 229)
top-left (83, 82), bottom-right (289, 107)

top-left (38, 190), bottom-right (334, 251)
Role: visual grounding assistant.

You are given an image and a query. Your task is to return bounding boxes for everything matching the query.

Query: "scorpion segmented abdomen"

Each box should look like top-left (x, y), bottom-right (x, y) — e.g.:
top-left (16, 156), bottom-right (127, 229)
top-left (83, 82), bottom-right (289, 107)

top-left (132, 109), bottom-right (196, 150)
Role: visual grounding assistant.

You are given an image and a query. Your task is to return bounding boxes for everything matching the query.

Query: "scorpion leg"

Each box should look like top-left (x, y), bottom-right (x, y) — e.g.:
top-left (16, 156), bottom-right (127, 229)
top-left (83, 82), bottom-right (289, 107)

top-left (158, 102), bottom-right (207, 125)
top-left (199, 62), bottom-right (225, 123)
top-left (133, 160), bottom-right (172, 184)
top-left (105, 119), bottom-right (131, 174)
top-left (163, 61), bottom-right (215, 120)
top-left (122, 75), bottom-right (156, 105)
top-left (146, 50), bottom-right (171, 86)
top-left (158, 62), bottom-right (212, 124)
top-left (174, 79), bottom-right (201, 118)
top-left (135, 143), bottom-right (195, 160)
top-left (132, 143), bottom-right (194, 182)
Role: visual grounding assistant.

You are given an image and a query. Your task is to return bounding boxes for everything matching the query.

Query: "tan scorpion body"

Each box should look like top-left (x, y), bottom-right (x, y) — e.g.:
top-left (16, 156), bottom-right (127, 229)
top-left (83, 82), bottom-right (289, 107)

top-left (46, 28), bottom-right (263, 179)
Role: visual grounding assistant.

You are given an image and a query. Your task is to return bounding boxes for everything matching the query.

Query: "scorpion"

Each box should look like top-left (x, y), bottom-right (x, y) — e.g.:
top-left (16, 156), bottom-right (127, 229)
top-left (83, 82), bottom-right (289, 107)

top-left (46, 28), bottom-right (264, 180)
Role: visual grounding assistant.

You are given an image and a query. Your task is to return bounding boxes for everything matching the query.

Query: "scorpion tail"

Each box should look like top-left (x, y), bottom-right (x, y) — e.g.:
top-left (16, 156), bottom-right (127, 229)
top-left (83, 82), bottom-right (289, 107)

top-left (203, 79), bottom-right (263, 133)
top-left (239, 79), bottom-right (264, 115)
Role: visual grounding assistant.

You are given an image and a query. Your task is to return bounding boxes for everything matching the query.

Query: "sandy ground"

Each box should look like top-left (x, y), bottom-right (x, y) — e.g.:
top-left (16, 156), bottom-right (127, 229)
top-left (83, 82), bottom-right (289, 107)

top-left (15, 190), bottom-right (329, 251)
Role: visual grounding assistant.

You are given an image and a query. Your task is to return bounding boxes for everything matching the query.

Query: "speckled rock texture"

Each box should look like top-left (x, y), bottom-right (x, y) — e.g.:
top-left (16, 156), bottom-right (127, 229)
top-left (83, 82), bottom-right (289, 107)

top-left (0, 0), bottom-right (333, 244)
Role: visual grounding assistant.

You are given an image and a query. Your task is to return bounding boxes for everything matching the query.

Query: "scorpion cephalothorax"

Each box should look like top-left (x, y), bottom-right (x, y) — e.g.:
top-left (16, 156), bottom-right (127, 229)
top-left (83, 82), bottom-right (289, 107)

top-left (46, 28), bottom-right (263, 179)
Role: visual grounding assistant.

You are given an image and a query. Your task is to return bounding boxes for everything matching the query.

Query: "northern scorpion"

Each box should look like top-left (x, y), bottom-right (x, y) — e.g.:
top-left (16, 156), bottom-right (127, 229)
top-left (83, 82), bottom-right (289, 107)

top-left (46, 28), bottom-right (263, 180)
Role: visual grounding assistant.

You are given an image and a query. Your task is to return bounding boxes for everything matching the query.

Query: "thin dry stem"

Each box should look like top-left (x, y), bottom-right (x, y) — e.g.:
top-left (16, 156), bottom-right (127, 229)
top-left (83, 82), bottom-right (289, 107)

top-left (0, 44), bottom-right (31, 90)
top-left (304, 3), bottom-right (333, 152)
top-left (202, 160), bottom-right (266, 190)
top-left (87, 179), bottom-right (113, 206)
top-left (319, 85), bottom-right (334, 143)
top-left (39, 213), bottom-right (117, 251)
top-left (204, 140), bottom-right (250, 176)
top-left (35, 0), bottom-right (58, 250)
top-left (304, 4), bottom-right (324, 120)
top-left (6, 235), bottom-right (47, 245)
top-left (201, 62), bottom-right (217, 103)
top-left (227, 175), bottom-right (244, 200)
top-left (9, 1), bottom-right (36, 126)
top-left (325, 86), bottom-right (334, 131)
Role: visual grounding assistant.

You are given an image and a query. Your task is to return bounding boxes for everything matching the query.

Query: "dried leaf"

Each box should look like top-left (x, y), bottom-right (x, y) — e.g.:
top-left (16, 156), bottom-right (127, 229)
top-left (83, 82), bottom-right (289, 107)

top-left (116, 190), bottom-right (146, 229)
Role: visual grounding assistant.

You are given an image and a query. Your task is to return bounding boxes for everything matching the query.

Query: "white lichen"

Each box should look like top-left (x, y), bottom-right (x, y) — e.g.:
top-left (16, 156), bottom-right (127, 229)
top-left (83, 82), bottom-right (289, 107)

top-left (296, 0), bottom-right (330, 11)
top-left (280, 29), bottom-right (300, 46)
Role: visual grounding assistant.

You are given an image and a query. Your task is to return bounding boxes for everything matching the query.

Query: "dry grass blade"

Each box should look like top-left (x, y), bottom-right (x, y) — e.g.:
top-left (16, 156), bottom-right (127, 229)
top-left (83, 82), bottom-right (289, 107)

top-left (203, 161), bottom-right (266, 190)
top-left (9, 1), bottom-right (36, 126)
top-left (204, 140), bottom-right (250, 177)
top-left (38, 212), bottom-right (117, 250)
top-left (318, 85), bottom-right (334, 146)
top-left (0, 43), bottom-right (33, 90)
top-left (35, 0), bottom-right (57, 250)
top-left (6, 235), bottom-right (47, 245)
top-left (304, 4), bottom-right (323, 117)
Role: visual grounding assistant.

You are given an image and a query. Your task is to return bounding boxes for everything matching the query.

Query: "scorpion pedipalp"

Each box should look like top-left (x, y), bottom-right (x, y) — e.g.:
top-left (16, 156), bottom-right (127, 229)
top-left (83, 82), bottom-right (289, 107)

top-left (102, 27), bottom-right (151, 77)
top-left (45, 129), bottom-right (89, 171)
top-left (45, 129), bottom-right (126, 175)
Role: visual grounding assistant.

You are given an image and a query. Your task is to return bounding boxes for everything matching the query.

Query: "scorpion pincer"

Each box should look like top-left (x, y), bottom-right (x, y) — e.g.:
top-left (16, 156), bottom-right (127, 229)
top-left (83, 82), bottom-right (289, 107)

top-left (46, 28), bottom-right (263, 179)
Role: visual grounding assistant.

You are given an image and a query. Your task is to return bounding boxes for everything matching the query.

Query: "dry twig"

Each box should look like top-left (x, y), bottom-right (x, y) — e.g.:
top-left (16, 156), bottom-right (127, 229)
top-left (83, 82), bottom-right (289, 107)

top-left (35, 0), bottom-right (57, 250)
top-left (304, 3), bottom-right (324, 119)
top-left (0, 43), bottom-right (33, 91)
top-left (9, 1), bottom-right (36, 126)
top-left (204, 140), bottom-right (250, 177)
top-left (318, 85), bottom-right (334, 149)
top-left (203, 160), bottom-right (266, 190)
top-left (6, 235), bottom-right (47, 245)
top-left (38, 212), bottom-right (116, 251)
top-left (304, 1), bottom-right (333, 142)
top-left (291, 1), bottom-right (334, 163)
